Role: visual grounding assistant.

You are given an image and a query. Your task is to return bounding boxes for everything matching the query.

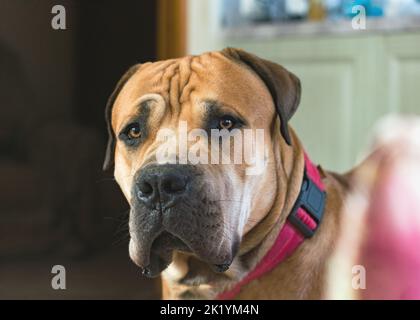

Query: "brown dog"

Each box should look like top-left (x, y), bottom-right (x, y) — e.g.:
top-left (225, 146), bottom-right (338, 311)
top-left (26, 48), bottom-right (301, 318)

top-left (103, 48), bottom-right (350, 299)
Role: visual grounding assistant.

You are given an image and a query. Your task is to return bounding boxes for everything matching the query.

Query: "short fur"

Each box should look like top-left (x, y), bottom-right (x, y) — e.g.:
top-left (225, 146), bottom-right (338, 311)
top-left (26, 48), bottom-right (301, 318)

top-left (104, 48), bottom-right (350, 299)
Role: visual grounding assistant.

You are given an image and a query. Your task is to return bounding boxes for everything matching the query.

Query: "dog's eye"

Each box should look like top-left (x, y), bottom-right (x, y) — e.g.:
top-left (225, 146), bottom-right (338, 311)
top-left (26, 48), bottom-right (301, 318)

top-left (218, 117), bottom-right (235, 131)
top-left (126, 123), bottom-right (141, 140)
top-left (118, 122), bottom-right (144, 147)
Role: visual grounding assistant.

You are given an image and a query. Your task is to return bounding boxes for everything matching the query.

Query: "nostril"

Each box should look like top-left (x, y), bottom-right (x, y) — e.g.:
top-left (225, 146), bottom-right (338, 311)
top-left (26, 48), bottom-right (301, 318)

top-left (138, 181), bottom-right (153, 196)
top-left (161, 176), bottom-right (187, 194)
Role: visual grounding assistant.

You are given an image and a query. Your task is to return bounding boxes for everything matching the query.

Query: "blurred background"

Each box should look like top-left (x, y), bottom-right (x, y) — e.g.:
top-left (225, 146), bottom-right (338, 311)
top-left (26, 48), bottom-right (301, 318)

top-left (0, 0), bottom-right (419, 299)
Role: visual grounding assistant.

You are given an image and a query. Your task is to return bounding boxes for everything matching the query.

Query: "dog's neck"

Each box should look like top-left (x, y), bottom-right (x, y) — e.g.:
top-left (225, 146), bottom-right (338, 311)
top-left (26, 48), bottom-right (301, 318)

top-left (161, 128), bottom-right (324, 299)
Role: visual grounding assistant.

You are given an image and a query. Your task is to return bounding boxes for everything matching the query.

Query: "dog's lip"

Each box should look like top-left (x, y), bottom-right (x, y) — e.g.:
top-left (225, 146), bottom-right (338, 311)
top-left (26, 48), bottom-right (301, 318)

top-left (130, 230), bottom-right (234, 277)
top-left (130, 231), bottom-right (192, 277)
top-left (212, 263), bottom-right (231, 273)
top-left (155, 231), bottom-right (192, 253)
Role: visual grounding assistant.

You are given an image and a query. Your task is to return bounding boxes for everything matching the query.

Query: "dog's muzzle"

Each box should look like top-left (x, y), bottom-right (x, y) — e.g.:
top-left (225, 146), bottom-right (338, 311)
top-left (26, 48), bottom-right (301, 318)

top-left (128, 164), bottom-right (236, 277)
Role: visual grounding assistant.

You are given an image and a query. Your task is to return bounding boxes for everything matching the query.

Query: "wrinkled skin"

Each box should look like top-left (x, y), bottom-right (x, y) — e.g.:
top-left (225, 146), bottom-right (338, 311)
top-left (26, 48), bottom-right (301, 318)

top-left (105, 51), bottom-right (284, 278)
top-left (104, 49), bottom-right (302, 287)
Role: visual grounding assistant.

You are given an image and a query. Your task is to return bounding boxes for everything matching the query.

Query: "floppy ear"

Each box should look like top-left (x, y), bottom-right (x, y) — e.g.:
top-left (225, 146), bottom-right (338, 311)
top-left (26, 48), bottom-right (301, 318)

top-left (103, 64), bottom-right (141, 170)
top-left (221, 48), bottom-right (301, 145)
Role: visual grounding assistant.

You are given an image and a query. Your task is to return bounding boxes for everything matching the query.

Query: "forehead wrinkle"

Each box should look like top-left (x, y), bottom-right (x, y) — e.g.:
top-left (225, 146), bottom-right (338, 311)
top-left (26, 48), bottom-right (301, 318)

top-left (155, 62), bottom-right (179, 118)
top-left (169, 64), bottom-right (181, 118)
top-left (166, 57), bottom-right (195, 119)
top-left (144, 60), bottom-right (177, 85)
top-left (178, 56), bottom-right (194, 105)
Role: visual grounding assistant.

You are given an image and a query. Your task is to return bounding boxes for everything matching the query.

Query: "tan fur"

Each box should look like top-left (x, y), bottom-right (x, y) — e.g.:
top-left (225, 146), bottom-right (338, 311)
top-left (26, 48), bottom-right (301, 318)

top-left (109, 50), bottom-right (350, 299)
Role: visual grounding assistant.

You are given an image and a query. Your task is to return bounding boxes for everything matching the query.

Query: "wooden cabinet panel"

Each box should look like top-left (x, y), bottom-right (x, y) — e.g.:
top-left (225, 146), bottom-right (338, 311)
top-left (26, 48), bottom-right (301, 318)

top-left (384, 34), bottom-right (420, 115)
top-left (290, 62), bottom-right (353, 172)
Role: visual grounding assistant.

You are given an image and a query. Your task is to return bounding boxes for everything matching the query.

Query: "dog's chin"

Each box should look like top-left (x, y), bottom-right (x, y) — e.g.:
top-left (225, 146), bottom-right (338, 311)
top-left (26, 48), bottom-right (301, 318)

top-left (129, 231), bottom-right (235, 278)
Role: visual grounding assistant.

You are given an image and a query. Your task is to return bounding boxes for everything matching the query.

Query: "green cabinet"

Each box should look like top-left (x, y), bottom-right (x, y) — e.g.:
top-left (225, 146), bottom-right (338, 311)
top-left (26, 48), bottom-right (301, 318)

top-left (382, 34), bottom-right (420, 115)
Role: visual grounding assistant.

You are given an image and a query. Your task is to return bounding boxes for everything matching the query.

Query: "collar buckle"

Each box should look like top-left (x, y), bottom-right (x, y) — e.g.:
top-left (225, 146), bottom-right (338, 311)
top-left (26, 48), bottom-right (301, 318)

top-left (288, 171), bottom-right (326, 238)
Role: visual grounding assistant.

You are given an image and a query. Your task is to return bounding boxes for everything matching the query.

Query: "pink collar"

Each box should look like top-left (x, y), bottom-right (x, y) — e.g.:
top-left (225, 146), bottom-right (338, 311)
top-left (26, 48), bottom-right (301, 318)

top-left (217, 153), bottom-right (326, 300)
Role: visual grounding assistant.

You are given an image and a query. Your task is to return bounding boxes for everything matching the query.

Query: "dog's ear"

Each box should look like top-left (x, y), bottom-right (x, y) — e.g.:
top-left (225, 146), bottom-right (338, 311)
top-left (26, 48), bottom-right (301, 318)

top-left (221, 48), bottom-right (301, 145)
top-left (103, 64), bottom-right (141, 171)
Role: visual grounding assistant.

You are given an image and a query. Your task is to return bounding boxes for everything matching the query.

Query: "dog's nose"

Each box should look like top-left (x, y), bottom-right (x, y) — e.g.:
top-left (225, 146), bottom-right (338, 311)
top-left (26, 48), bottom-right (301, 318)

top-left (138, 172), bottom-right (187, 196)
top-left (135, 164), bottom-right (191, 209)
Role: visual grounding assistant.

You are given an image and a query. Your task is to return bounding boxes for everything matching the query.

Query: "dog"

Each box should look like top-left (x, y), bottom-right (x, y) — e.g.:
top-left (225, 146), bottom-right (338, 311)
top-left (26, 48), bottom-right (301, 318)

top-left (103, 48), bottom-right (350, 299)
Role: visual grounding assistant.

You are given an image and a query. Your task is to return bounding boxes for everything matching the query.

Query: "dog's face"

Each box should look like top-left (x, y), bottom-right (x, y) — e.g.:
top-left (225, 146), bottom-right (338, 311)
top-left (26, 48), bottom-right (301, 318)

top-left (104, 49), bottom-right (301, 277)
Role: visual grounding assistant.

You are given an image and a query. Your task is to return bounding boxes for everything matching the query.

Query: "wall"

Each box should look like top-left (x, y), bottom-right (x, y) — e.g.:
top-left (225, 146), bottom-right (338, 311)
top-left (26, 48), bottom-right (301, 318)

top-left (0, 0), bottom-right (77, 121)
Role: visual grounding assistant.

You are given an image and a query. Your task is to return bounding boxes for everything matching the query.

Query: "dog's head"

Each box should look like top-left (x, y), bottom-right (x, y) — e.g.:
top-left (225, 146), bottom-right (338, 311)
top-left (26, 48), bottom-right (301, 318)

top-left (103, 48), bottom-right (301, 277)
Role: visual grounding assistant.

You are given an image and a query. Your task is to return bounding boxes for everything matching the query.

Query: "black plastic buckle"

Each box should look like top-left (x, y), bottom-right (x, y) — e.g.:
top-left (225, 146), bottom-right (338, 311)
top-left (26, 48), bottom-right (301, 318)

top-left (288, 170), bottom-right (326, 238)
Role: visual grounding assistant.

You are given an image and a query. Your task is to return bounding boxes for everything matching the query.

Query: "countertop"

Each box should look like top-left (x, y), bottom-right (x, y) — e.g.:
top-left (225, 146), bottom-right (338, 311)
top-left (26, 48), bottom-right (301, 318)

top-left (222, 16), bottom-right (420, 39)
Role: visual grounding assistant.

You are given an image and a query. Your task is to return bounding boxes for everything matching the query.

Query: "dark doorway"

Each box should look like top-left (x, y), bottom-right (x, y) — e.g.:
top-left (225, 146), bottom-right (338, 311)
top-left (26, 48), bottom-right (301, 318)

top-left (0, 0), bottom-right (159, 299)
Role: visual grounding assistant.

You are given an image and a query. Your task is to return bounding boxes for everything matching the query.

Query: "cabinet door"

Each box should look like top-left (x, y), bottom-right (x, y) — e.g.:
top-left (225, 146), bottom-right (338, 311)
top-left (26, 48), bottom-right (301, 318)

top-left (228, 37), bottom-right (379, 172)
top-left (381, 33), bottom-right (420, 115)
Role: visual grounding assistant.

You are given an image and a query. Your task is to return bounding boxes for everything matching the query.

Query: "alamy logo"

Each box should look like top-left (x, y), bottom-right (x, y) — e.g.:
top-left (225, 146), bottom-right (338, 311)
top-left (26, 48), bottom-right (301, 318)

top-left (352, 5), bottom-right (366, 30)
top-left (352, 265), bottom-right (366, 290)
top-left (155, 121), bottom-right (267, 176)
top-left (51, 5), bottom-right (66, 30)
top-left (51, 265), bottom-right (66, 290)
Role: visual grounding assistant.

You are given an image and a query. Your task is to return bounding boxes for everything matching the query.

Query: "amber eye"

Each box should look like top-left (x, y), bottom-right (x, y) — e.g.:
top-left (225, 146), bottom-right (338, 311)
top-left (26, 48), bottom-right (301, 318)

top-left (127, 123), bottom-right (141, 139)
top-left (219, 118), bottom-right (235, 130)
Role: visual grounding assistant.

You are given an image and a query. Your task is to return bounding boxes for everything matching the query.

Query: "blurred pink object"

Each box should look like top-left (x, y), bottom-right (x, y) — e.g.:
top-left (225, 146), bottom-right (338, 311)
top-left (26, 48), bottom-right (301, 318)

top-left (360, 116), bottom-right (420, 299)
top-left (327, 116), bottom-right (420, 299)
